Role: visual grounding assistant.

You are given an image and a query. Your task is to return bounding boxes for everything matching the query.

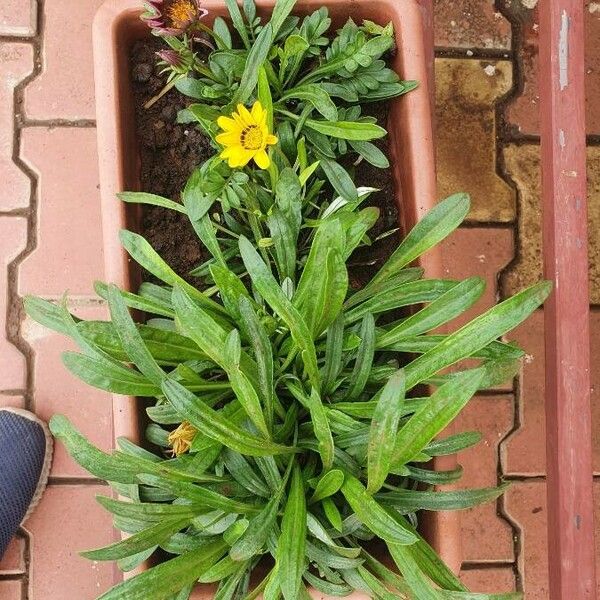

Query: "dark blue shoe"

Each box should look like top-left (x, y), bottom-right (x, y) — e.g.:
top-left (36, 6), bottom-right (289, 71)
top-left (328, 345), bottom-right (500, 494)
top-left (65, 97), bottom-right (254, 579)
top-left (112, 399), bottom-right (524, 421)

top-left (0, 408), bottom-right (53, 559)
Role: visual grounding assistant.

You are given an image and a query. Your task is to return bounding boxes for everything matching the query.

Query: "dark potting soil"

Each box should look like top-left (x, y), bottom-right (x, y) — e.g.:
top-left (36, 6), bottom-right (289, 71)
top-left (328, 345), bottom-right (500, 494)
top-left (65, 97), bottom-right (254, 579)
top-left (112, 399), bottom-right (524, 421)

top-left (130, 39), bottom-right (399, 288)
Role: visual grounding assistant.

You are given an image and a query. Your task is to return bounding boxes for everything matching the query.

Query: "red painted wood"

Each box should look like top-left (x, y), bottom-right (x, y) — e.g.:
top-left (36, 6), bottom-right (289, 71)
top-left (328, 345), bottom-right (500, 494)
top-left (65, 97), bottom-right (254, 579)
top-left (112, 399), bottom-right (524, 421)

top-left (539, 1), bottom-right (597, 598)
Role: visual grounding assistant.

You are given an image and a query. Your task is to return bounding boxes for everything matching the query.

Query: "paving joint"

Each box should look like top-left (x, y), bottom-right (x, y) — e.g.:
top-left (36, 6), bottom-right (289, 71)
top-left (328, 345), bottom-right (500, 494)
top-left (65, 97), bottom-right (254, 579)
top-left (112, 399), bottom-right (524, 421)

top-left (48, 477), bottom-right (106, 486)
top-left (20, 119), bottom-right (97, 129)
top-left (435, 47), bottom-right (513, 60)
top-left (4, 4), bottom-right (44, 594)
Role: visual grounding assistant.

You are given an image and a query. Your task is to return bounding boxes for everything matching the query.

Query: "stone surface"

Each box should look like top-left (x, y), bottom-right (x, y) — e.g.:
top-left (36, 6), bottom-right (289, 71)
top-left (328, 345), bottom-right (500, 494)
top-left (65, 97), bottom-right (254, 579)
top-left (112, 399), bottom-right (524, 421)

top-left (0, 217), bottom-right (28, 392)
top-left (504, 481), bottom-right (600, 599)
top-left (0, 395), bottom-right (25, 409)
top-left (0, 533), bottom-right (26, 575)
top-left (454, 395), bottom-right (515, 562)
top-left (23, 0), bottom-right (104, 120)
top-left (0, 43), bottom-right (34, 211)
top-left (502, 144), bottom-right (600, 304)
top-left (24, 485), bottom-right (118, 599)
top-left (440, 226), bottom-right (515, 391)
top-left (440, 227), bottom-right (514, 328)
top-left (501, 309), bottom-right (600, 475)
top-left (0, 580), bottom-right (23, 600)
top-left (460, 566), bottom-right (516, 593)
top-left (18, 127), bottom-right (104, 296)
top-left (0, 0), bottom-right (36, 37)
top-left (436, 58), bottom-right (515, 222)
top-left (21, 302), bottom-right (113, 478)
top-left (503, 0), bottom-right (600, 136)
top-left (434, 0), bottom-right (511, 50)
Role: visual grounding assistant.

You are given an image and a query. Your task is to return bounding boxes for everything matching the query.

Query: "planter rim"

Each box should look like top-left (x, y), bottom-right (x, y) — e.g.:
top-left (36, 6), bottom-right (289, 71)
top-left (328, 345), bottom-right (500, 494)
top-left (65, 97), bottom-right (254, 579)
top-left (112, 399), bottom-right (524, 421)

top-left (92, 0), bottom-right (461, 592)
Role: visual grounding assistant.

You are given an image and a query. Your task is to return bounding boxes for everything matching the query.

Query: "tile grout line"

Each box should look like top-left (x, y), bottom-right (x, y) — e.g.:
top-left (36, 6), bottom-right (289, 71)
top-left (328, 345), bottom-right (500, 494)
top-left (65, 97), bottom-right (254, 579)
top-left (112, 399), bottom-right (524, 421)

top-left (490, 0), bottom-right (539, 592)
top-left (4, 1), bottom-right (45, 597)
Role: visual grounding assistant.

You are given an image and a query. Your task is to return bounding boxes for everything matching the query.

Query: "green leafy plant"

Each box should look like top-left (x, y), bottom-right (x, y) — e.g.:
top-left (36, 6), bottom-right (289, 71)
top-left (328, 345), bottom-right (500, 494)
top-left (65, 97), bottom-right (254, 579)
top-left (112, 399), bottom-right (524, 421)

top-left (26, 193), bottom-right (549, 600)
top-left (22, 1), bottom-right (551, 598)
top-left (147, 0), bottom-right (415, 196)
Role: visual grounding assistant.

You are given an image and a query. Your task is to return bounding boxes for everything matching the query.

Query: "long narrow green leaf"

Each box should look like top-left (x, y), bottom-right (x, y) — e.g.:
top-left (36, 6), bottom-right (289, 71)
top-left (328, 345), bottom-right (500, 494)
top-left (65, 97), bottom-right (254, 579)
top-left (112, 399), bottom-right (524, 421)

top-left (370, 193), bottom-right (470, 287)
top-left (340, 475), bottom-right (417, 545)
top-left (239, 236), bottom-right (320, 389)
top-left (388, 544), bottom-right (443, 600)
top-left (96, 496), bottom-right (202, 522)
top-left (62, 351), bottom-right (160, 396)
top-left (378, 276), bottom-right (485, 346)
top-left (224, 0), bottom-right (251, 48)
top-left (305, 119), bottom-right (386, 141)
top-left (97, 540), bottom-right (227, 600)
top-left (367, 370), bottom-right (405, 494)
top-left (106, 284), bottom-right (165, 385)
top-left (119, 230), bottom-right (225, 315)
top-left (278, 463), bottom-right (307, 600)
top-left (224, 330), bottom-right (270, 438)
top-left (378, 484), bottom-right (509, 513)
top-left (229, 479), bottom-right (285, 561)
top-left (137, 474), bottom-right (260, 514)
top-left (392, 369), bottom-right (483, 467)
top-left (238, 297), bottom-right (274, 430)
top-left (161, 378), bottom-right (294, 456)
top-left (345, 313), bottom-right (375, 399)
top-left (403, 282), bottom-right (551, 391)
top-left (233, 24), bottom-right (273, 105)
top-left (117, 191), bottom-right (186, 214)
top-left (82, 517), bottom-right (190, 561)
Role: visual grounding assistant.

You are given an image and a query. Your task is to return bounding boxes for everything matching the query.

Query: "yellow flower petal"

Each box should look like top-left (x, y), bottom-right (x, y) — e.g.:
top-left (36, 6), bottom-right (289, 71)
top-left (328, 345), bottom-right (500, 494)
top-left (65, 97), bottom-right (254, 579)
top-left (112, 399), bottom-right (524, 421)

top-left (266, 134), bottom-right (278, 146)
top-left (254, 150), bottom-right (271, 169)
top-left (216, 131), bottom-right (241, 145)
top-left (217, 116), bottom-right (240, 132)
top-left (237, 103), bottom-right (253, 125)
top-left (251, 101), bottom-right (264, 121)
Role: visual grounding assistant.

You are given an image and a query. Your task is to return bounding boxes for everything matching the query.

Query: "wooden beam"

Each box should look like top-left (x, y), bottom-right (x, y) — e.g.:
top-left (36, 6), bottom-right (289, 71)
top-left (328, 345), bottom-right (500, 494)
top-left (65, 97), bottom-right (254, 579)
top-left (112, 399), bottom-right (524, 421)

top-left (539, 1), bottom-right (597, 597)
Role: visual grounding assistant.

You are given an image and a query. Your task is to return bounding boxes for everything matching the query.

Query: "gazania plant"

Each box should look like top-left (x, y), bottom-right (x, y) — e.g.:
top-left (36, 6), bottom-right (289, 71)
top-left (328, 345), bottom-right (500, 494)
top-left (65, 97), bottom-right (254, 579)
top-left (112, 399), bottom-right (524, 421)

top-left (24, 0), bottom-right (550, 598)
top-left (25, 189), bottom-right (549, 600)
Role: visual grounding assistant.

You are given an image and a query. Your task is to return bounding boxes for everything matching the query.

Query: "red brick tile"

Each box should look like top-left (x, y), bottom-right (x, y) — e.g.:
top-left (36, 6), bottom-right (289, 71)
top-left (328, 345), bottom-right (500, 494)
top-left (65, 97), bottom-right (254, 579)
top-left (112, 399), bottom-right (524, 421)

top-left (0, 0), bottom-right (36, 37)
top-left (504, 481), bottom-right (600, 599)
top-left (502, 144), bottom-right (600, 304)
top-left (436, 58), bottom-right (515, 222)
top-left (434, 0), bottom-right (511, 50)
top-left (23, 0), bottom-right (104, 120)
top-left (0, 533), bottom-right (26, 575)
top-left (504, 1), bottom-right (600, 135)
top-left (0, 43), bottom-right (34, 211)
top-left (0, 396), bottom-right (25, 410)
top-left (502, 310), bottom-right (600, 475)
top-left (440, 227), bottom-right (515, 391)
top-left (454, 395), bottom-right (515, 562)
top-left (441, 227), bottom-right (514, 327)
top-left (22, 302), bottom-right (114, 478)
top-left (0, 217), bottom-right (28, 392)
top-left (18, 127), bottom-right (104, 296)
top-left (460, 566), bottom-right (516, 593)
top-left (0, 580), bottom-right (23, 600)
top-left (23, 484), bottom-right (118, 599)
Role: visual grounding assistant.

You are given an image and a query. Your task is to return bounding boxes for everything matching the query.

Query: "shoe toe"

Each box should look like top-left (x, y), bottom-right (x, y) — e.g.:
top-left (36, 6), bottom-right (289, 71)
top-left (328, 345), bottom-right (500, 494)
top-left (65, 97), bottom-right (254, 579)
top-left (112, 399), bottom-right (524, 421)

top-left (0, 409), bottom-right (52, 558)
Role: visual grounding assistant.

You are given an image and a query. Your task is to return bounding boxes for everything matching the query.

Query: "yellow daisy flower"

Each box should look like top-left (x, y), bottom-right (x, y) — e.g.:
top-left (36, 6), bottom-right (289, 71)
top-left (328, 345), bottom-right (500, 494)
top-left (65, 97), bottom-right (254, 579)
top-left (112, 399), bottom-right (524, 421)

top-left (168, 420), bottom-right (197, 456)
top-left (216, 101), bottom-right (278, 170)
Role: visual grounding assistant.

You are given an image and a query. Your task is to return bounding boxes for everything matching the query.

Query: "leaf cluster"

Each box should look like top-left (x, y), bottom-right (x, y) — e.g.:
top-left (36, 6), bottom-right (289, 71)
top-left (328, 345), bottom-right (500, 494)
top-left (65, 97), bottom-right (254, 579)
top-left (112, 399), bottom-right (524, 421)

top-left (171, 0), bottom-right (415, 191)
top-left (25, 192), bottom-right (548, 599)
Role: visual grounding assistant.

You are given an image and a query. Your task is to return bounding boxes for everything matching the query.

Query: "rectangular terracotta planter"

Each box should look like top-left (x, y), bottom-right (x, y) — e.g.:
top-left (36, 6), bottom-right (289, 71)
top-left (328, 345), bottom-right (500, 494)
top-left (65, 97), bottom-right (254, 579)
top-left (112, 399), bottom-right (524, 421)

top-left (92, 0), bottom-right (461, 593)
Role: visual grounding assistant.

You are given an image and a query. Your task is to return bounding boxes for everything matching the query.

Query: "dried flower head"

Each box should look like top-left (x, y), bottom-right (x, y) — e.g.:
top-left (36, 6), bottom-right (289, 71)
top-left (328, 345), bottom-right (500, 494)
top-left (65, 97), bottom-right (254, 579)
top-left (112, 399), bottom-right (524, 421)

top-left (141, 0), bottom-right (208, 36)
top-left (216, 101), bottom-right (279, 170)
top-left (156, 49), bottom-right (184, 69)
top-left (168, 420), bottom-right (197, 456)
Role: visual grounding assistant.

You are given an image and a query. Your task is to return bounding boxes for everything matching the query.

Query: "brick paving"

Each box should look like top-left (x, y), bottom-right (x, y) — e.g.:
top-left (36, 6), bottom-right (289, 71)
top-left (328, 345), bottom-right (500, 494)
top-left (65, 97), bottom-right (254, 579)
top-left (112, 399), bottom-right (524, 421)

top-left (0, 0), bottom-right (597, 598)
